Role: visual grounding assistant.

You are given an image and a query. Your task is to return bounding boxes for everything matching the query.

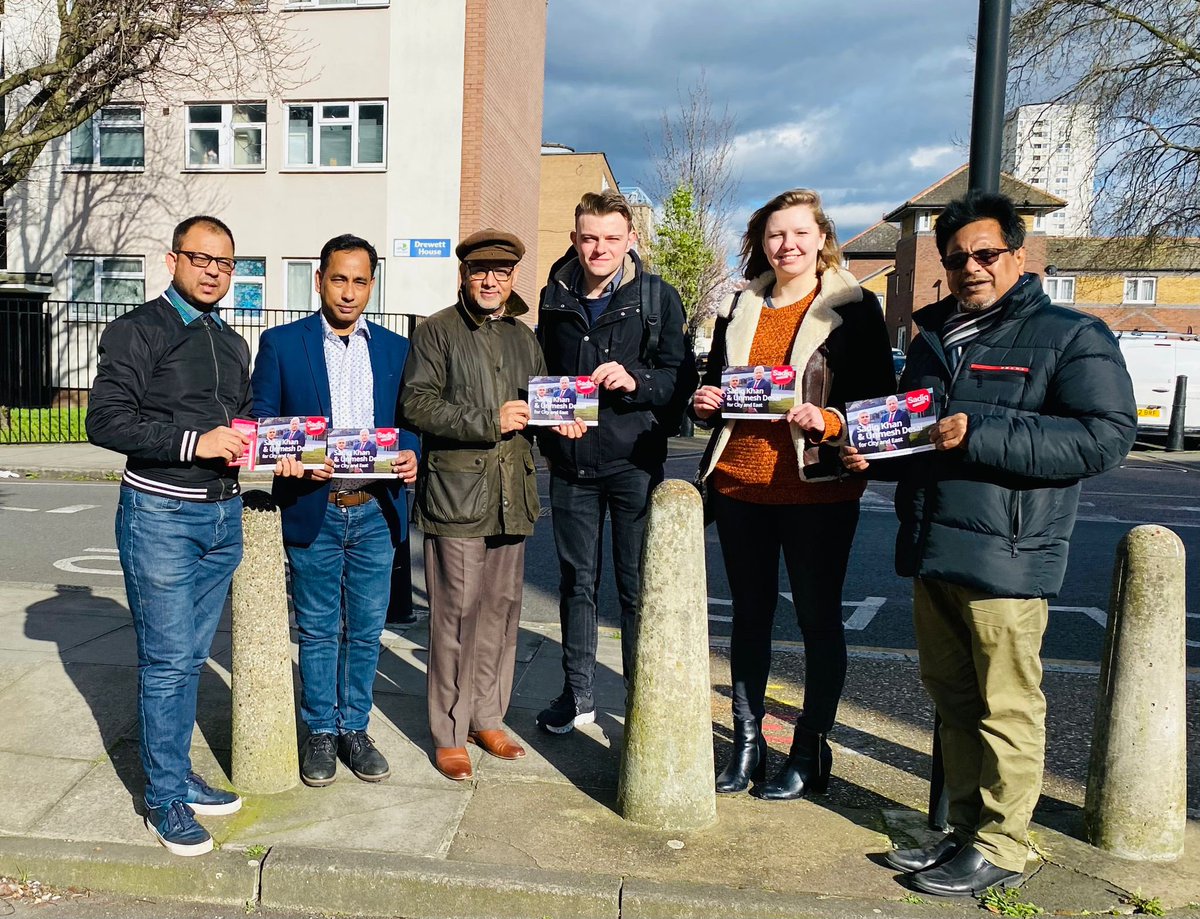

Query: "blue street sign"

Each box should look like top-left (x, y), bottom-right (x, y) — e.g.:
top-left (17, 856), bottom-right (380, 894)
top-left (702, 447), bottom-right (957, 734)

top-left (393, 238), bottom-right (451, 258)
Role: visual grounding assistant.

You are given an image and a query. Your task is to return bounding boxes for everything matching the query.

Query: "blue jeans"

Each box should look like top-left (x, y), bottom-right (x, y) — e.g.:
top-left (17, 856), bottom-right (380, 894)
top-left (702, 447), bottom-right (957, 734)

top-left (286, 499), bottom-right (394, 735)
top-left (117, 487), bottom-right (243, 810)
top-left (549, 466), bottom-right (661, 697)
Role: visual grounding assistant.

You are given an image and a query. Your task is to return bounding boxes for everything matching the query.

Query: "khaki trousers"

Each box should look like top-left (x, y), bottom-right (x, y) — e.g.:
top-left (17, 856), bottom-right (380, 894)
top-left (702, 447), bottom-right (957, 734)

top-left (425, 535), bottom-right (525, 749)
top-left (913, 577), bottom-right (1049, 873)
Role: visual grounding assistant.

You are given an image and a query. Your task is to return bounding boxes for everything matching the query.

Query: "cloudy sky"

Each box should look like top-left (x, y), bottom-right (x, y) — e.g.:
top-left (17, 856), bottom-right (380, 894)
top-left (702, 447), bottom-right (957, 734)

top-left (542, 0), bottom-right (985, 244)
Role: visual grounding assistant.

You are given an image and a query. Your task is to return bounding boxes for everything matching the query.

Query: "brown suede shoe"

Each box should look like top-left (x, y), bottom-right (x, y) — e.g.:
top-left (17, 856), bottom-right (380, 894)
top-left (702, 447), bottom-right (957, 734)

top-left (434, 747), bottom-right (473, 781)
top-left (468, 729), bottom-right (526, 760)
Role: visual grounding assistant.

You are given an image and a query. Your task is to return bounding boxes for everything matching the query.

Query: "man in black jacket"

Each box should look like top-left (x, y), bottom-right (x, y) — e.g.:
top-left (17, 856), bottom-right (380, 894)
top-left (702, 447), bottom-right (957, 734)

top-left (535, 190), bottom-right (694, 733)
top-left (844, 192), bottom-right (1135, 896)
top-left (88, 216), bottom-right (252, 857)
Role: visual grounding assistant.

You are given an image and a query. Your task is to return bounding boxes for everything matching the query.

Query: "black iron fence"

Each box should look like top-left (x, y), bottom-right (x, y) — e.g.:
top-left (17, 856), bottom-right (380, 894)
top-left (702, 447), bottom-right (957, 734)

top-left (0, 299), bottom-right (417, 444)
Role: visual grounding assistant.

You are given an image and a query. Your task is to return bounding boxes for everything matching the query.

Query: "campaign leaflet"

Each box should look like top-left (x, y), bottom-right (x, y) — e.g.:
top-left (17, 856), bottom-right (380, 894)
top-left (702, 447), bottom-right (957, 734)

top-left (845, 388), bottom-right (938, 458)
top-left (327, 427), bottom-right (401, 478)
top-left (528, 375), bottom-right (600, 427)
top-left (255, 416), bottom-right (328, 470)
top-left (721, 365), bottom-right (797, 420)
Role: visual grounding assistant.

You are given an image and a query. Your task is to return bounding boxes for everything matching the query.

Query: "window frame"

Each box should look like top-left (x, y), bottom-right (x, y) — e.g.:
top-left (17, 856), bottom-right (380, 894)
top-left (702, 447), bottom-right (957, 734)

top-left (283, 101), bottom-right (388, 170)
top-left (220, 258), bottom-right (267, 323)
top-left (67, 105), bottom-right (145, 171)
top-left (185, 102), bottom-right (267, 171)
top-left (67, 255), bottom-right (146, 320)
top-left (1044, 276), bottom-right (1075, 304)
top-left (1123, 277), bottom-right (1157, 305)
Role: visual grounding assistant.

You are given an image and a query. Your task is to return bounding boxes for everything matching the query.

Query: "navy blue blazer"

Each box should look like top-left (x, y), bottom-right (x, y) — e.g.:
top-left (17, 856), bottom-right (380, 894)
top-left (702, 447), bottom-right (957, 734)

top-left (251, 313), bottom-right (420, 548)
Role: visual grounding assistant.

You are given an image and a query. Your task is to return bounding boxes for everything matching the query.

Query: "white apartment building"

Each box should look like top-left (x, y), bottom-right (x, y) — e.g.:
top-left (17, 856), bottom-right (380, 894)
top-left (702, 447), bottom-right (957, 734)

top-left (1002, 102), bottom-right (1097, 237)
top-left (2, 0), bottom-right (546, 327)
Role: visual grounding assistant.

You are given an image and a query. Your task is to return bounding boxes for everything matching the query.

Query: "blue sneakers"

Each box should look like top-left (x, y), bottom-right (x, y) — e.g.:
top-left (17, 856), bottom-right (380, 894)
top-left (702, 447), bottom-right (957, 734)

top-left (184, 772), bottom-right (242, 816)
top-left (144, 800), bottom-right (213, 856)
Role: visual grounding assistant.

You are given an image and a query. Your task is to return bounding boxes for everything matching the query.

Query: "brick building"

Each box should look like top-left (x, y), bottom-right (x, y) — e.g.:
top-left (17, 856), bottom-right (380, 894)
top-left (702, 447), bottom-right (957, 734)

top-left (842, 221), bottom-right (899, 319)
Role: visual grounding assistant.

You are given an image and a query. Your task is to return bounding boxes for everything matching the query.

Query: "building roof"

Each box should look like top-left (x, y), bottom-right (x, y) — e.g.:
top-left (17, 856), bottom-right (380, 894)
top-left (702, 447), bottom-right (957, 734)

top-left (883, 164), bottom-right (1066, 221)
top-left (842, 221), bottom-right (899, 256)
top-left (1046, 237), bottom-right (1200, 272)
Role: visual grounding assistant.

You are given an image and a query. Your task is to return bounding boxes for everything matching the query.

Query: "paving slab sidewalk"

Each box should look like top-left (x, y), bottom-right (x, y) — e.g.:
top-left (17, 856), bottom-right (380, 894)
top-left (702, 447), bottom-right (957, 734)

top-left (2, 580), bottom-right (1199, 918)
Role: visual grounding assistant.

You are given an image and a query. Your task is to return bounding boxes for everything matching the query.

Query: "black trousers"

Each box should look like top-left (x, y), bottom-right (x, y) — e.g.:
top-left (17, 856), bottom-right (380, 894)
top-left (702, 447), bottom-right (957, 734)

top-left (713, 491), bottom-right (859, 733)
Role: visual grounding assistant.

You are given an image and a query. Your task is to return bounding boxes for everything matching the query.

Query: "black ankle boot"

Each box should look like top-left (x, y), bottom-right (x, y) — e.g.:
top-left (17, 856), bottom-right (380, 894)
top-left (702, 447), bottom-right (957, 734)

top-left (715, 718), bottom-right (767, 794)
top-left (750, 724), bottom-right (831, 800)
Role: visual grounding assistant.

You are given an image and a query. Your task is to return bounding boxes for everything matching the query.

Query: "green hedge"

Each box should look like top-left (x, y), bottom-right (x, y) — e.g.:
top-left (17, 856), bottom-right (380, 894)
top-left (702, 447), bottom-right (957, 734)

top-left (0, 408), bottom-right (88, 444)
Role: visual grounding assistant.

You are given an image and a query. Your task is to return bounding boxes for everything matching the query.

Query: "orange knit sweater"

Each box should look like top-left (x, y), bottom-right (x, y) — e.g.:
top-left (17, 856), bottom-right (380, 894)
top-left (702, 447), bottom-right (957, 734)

top-left (710, 286), bottom-right (866, 505)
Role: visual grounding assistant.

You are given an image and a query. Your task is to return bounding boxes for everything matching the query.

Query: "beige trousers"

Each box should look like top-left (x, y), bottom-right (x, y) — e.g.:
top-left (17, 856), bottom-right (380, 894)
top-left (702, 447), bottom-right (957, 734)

top-left (424, 534), bottom-right (525, 749)
top-left (913, 576), bottom-right (1049, 873)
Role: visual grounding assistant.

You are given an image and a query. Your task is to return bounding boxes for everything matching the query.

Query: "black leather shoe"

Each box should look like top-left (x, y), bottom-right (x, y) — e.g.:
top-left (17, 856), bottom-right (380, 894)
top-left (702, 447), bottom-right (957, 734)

top-left (885, 834), bottom-right (964, 873)
top-left (750, 724), bottom-right (831, 801)
top-left (339, 730), bottom-right (391, 782)
top-left (715, 718), bottom-right (767, 794)
top-left (301, 732), bottom-right (338, 787)
top-left (909, 846), bottom-right (1022, 897)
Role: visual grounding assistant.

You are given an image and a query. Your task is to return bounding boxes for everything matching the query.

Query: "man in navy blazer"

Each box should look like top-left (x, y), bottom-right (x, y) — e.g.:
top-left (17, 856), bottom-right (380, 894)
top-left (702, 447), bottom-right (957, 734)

top-left (251, 234), bottom-right (419, 788)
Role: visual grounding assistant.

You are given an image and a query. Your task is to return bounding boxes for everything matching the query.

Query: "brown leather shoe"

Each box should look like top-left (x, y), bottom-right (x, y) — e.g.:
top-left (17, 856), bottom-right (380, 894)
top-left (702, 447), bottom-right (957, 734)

top-left (468, 729), bottom-right (526, 760)
top-left (434, 747), bottom-right (473, 781)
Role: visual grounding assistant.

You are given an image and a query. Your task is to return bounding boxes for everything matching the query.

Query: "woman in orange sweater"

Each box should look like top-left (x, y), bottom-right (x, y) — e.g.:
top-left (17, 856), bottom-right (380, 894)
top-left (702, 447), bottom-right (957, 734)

top-left (694, 188), bottom-right (895, 800)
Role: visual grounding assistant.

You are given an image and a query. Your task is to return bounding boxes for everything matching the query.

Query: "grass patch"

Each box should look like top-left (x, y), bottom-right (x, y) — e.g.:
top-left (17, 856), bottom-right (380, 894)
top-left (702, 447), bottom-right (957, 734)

top-left (980, 886), bottom-right (1043, 917)
top-left (0, 407), bottom-right (88, 444)
top-left (1124, 892), bottom-right (1165, 916)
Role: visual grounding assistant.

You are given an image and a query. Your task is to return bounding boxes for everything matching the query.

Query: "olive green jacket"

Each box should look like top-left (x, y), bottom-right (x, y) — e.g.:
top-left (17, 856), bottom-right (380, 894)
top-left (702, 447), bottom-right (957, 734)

top-left (401, 292), bottom-right (547, 538)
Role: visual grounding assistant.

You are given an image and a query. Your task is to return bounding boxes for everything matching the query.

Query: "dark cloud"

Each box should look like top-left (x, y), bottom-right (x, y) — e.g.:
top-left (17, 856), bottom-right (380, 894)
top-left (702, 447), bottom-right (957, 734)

top-left (544, 1), bottom-right (983, 239)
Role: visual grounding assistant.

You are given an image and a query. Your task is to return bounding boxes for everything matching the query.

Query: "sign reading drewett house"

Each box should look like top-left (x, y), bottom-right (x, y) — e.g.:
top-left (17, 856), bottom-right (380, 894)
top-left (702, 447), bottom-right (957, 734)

top-left (392, 238), bottom-right (451, 258)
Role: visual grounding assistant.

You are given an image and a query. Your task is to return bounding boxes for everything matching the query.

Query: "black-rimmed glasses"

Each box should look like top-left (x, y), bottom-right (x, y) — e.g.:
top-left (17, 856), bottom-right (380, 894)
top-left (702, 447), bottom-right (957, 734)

top-left (940, 247), bottom-right (1013, 271)
top-left (466, 264), bottom-right (514, 281)
top-left (175, 250), bottom-right (236, 274)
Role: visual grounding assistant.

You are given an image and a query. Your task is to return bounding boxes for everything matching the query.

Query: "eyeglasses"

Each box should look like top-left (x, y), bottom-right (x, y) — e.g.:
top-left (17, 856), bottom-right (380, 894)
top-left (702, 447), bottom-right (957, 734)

top-left (466, 264), bottom-right (514, 281)
top-left (940, 247), bottom-right (1013, 271)
top-left (174, 250), bottom-right (236, 274)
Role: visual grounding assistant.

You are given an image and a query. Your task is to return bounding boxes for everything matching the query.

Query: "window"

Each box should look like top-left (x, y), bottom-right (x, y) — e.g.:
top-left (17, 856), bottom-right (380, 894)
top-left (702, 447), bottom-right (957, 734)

top-left (186, 103), bottom-right (266, 169)
top-left (221, 259), bottom-right (266, 320)
top-left (1044, 276), bottom-right (1075, 304)
top-left (285, 102), bottom-right (386, 168)
top-left (285, 258), bottom-right (384, 312)
top-left (68, 256), bottom-right (144, 319)
top-left (1033, 214), bottom-right (1046, 231)
top-left (1032, 143), bottom-right (1045, 149)
top-left (69, 106), bottom-right (144, 169)
top-left (915, 213), bottom-right (932, 232)
top-left (1124, 277), bottom-right (1156, 304)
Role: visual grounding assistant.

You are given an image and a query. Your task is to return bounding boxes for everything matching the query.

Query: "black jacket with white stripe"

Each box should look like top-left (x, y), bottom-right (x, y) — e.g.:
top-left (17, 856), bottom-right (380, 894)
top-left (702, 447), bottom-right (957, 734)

top-left (87, 296), bottom-right (252, 502)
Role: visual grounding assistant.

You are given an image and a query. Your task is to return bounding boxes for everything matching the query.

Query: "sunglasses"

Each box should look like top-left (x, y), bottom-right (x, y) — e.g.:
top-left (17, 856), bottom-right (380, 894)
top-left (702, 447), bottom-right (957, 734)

top-left (940, 247), bottom-right (1013, 271)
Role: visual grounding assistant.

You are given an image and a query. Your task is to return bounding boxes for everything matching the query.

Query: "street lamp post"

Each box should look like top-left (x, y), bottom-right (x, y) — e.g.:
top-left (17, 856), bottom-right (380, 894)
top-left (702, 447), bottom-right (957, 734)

top-left (967, 0), bottom-right (1013, 193)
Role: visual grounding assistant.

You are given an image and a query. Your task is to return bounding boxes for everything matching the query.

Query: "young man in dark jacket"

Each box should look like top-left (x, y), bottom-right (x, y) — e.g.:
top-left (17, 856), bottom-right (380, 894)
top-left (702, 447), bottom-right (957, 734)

top-left (535, 190), bottom-right (694, 733)
top-left (844, 192), bottom-right (1136, 896)
top-left (87, 215), bottom-right (251, 857)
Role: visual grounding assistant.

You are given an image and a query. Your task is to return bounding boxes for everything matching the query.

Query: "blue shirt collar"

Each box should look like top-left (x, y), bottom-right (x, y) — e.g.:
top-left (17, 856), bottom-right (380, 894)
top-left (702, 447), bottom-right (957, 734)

top-left (571, 261), bottom-right (623, 300)
top-left (163, 285), bottom-right (224, 327)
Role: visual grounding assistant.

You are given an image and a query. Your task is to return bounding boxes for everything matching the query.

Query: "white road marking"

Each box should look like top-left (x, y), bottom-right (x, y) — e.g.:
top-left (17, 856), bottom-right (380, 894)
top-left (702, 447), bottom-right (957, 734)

top-left (53, 547), bottom-right (122, 576)
top-left (1051, 605), bottom-right (1108, 627)
top-left (708, 595), bottom-right (888, 630)
top-left (0, 506), bottom-right (37, 512)
top-left (46, 504), bottom-right (99, 514)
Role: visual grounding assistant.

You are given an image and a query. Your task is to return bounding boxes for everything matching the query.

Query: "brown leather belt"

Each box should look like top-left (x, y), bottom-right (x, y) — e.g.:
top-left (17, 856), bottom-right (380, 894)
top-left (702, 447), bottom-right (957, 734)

top-left (329, 489), bottom-right (375, 508)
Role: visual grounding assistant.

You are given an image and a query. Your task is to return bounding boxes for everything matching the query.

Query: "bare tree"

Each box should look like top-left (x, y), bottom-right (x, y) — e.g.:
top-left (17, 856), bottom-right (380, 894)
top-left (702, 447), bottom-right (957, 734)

top-left (644, 74), bottom-right (739, 326)
top-left (1009, 0), bottom-right (1200, 240)
top-left (0, 0), bottom-right (305, 196)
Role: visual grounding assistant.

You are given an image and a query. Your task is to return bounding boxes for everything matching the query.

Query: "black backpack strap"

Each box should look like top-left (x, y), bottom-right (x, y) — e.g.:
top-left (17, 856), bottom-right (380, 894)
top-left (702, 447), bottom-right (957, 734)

top-left (642, 273), bottom-right (663, 362)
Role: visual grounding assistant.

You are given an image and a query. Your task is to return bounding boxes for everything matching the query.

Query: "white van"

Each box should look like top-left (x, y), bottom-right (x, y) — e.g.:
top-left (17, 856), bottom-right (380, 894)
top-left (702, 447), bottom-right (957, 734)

top-left (1116, 333), bottom-right (1200, 433)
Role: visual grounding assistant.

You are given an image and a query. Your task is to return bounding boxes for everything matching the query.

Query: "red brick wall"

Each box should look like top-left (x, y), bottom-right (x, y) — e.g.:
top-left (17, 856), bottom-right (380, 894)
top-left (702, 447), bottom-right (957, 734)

top-left (844, 256), bottom-right (893, 282)
top-left (1076, 306), bottom-right (1200, 334)
top-left (459, 0), bottom-right (547, 324)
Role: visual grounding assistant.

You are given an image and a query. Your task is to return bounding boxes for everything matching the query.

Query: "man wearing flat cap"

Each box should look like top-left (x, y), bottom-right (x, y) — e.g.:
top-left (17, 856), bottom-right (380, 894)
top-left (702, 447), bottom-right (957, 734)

top-left (400, 228), bottom-right (547, 782)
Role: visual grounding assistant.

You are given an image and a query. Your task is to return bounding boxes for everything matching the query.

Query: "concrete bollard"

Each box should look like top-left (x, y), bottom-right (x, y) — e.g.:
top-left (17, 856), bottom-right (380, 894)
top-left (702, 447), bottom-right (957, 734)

top-left (230, 491), bottom-right (299, 794)
top-left (1084, 525), bottom-right (1187, 860)
top-left (618, 480), bottom-right (716, 832)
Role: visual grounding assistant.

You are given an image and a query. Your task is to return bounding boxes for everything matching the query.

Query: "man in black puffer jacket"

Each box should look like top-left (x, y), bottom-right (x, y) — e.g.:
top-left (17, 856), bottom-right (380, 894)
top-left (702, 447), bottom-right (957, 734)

top-left (845, 191), bottom-right (1135, 897)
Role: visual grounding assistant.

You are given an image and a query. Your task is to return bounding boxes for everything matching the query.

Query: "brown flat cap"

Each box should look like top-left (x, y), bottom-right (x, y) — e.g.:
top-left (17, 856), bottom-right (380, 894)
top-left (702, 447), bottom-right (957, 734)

top-left (456, 228), bottom-right (525, 264)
